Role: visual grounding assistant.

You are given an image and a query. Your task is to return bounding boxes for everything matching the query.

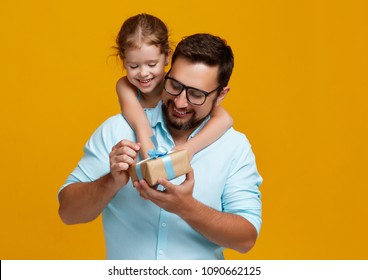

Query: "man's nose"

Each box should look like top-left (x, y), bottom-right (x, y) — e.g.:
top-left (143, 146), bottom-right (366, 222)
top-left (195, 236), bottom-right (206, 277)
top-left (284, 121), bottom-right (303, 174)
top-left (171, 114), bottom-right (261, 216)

top-left (174, 90), bottom-right (188, 108)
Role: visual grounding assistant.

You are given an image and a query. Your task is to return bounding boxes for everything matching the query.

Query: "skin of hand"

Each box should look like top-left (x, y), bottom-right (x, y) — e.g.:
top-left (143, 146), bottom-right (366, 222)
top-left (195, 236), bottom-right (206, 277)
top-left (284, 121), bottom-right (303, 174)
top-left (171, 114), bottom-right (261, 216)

top-left (171, 144), bottom-right (195, 161)
top-left (110, 140), bottom-right (141, 187)
top-left (133, 169), bottom-right (196, 214)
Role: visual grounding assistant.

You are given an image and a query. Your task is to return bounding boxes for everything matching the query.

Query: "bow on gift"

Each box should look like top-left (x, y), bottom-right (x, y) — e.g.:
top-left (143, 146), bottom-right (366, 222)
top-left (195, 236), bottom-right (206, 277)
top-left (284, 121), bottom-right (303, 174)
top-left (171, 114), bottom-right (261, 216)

top-left (147, 135), bottom-right (168, 158)
top-left (135, 135), bottom-right (175, 182)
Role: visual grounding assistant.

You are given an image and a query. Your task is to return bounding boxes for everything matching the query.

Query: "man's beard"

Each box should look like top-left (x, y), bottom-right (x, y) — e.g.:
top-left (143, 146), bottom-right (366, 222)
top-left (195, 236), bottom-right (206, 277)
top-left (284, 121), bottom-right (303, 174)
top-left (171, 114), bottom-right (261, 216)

top-left (162, 99), bottom-right (216, 131)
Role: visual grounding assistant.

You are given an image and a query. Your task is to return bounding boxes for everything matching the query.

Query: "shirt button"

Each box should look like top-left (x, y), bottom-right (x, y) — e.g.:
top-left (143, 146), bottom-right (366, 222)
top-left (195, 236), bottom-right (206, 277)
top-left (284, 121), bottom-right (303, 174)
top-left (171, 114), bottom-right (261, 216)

top-left (159, 250), bottom-right (164, 255)
top-left (162, 222), bottom-right (166, 227)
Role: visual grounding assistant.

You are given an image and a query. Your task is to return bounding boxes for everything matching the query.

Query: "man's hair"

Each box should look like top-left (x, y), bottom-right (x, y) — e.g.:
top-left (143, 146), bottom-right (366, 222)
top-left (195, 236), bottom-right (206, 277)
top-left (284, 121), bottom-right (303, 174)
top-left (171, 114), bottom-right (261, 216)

top-left (171, 33), bottom-right (234, 87)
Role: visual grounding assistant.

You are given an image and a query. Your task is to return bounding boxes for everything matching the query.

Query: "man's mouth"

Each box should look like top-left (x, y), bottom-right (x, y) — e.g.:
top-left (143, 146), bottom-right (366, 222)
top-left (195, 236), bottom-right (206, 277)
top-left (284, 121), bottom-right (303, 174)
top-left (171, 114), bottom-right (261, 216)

top-left (172, 105), bottom-right (191, 117)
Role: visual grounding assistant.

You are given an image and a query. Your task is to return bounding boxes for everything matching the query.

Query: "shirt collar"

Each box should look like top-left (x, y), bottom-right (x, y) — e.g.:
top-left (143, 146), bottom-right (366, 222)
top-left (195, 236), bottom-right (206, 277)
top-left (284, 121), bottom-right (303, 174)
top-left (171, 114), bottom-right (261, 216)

top-left (150, 101), bottom-right (167, 131)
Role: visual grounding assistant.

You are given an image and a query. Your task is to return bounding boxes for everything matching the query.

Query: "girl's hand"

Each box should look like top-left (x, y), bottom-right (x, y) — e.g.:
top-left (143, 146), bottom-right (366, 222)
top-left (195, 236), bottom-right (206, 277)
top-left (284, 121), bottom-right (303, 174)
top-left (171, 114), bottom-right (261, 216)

top-left (172, 144), bottom-right (194, 161)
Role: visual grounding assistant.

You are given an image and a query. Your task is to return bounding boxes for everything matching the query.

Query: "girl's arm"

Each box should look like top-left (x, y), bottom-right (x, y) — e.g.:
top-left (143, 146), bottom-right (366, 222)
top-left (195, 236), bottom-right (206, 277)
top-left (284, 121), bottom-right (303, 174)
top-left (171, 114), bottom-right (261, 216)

top-left (174, 105), bottom-right (233, 160)
top-left (116, 77), bottom-right (155, 159)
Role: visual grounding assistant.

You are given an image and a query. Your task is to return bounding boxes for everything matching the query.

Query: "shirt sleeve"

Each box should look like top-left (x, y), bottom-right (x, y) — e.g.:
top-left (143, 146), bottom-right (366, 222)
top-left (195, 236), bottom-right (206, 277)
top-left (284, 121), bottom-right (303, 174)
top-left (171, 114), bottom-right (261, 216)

top-left (58, 115), bottom-right (133, 195)
top-left (222, 135), bottom-right (263, 235)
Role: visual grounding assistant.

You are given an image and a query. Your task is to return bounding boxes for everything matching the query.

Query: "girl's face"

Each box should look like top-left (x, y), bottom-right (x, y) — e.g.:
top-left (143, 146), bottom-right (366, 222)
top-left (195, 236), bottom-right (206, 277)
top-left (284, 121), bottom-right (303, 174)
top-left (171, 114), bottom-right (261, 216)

top-left (123, 43), bottom-right (169, 95)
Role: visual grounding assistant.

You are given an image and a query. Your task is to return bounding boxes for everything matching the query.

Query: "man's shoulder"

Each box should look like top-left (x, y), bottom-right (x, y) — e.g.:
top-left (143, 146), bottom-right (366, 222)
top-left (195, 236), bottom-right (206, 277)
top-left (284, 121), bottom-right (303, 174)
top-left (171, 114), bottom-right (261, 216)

top-left (96, 113), bottom-right (134, 131)
top-left (199, 127), bottom-right (252, 159)
top-left (222, 127), bottom-right (251, 147)
top-left (89, 113), bottom-right (135, 144)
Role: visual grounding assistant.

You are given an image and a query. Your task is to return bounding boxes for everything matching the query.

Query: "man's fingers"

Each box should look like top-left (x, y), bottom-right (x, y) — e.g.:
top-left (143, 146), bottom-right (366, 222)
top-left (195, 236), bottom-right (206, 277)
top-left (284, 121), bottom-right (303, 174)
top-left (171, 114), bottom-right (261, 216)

top-left (135, 180), bottom-right (152, 199)
top-left (110, 140), bottom-right (140, 166)
top-left (185, 168), bottom-right (195, 183)
top-left (109, 140), bottom-right (141, 175)
top-left (111, 161), bottom-right (130, 172)
top-left (110, 154), bottom-right (135, 165)
top-left (112, 140), bottom-right (140, 152)
top-left (157, 178), bottom-right (174, 192)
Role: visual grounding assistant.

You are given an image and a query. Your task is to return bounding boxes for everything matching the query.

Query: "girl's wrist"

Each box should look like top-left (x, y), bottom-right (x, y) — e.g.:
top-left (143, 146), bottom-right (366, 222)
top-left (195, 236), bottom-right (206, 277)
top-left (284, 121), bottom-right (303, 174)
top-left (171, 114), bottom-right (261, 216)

top-left (179, 144), bottom-right (194, 160)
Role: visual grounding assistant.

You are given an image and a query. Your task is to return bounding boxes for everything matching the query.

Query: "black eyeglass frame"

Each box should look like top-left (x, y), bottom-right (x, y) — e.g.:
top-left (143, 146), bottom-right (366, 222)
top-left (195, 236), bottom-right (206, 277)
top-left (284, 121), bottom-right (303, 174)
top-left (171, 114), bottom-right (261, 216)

top-left (163, 73), bottom-right (223, 106)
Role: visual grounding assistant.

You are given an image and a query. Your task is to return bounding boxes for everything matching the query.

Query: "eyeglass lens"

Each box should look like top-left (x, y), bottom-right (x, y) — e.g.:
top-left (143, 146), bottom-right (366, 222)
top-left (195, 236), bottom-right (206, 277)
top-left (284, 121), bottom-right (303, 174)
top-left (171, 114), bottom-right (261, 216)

top-left (165, 78), bottom-right (206, 105)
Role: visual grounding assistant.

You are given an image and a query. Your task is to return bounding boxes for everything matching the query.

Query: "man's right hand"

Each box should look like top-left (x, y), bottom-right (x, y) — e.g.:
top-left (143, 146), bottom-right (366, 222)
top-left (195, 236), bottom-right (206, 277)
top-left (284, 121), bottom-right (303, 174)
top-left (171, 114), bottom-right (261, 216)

top-left (59, 139), bottom-right (141, 225)
top-left (109, 140), bottom-right (141, 188)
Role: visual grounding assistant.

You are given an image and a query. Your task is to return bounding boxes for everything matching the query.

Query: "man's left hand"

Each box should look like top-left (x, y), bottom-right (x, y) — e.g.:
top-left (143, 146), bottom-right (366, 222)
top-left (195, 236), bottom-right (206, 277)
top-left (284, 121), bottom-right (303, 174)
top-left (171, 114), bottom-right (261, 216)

top-left (133, 169), bottom-right (196, 215)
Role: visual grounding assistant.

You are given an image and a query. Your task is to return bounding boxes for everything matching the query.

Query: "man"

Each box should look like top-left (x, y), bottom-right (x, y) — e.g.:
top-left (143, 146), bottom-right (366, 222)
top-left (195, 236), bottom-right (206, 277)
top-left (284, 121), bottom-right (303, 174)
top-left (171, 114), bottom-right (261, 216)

top-left (58, 33), bottom-right (262, 260)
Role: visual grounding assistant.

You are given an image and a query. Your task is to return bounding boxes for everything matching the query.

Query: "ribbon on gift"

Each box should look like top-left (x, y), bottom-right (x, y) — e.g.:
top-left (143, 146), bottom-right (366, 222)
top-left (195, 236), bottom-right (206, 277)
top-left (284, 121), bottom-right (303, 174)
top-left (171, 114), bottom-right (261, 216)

top-left (147, 135), bottom-right (168, 158)
top-left (135, 135), bottom-right (176, 182)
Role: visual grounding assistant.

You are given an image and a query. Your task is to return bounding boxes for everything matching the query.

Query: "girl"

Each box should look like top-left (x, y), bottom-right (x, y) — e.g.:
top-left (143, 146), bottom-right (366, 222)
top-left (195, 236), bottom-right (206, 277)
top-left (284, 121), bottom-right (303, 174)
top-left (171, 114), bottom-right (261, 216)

top-left (115, 13), bottom-right (233, 160)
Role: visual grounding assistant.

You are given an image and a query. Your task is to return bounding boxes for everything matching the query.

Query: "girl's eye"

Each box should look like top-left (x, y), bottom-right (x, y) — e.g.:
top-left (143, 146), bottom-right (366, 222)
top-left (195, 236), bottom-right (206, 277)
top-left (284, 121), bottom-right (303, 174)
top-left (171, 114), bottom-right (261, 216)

top-left (129, 65), bottom-right (138, 69)
top-left (148, 63), bottom-right (157, 67)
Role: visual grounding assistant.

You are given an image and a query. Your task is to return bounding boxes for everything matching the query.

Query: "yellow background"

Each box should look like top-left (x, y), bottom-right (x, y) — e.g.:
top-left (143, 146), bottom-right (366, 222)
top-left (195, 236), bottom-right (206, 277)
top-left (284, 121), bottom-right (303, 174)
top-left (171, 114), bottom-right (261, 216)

top-left (1, 0), bottom-right (367, 259)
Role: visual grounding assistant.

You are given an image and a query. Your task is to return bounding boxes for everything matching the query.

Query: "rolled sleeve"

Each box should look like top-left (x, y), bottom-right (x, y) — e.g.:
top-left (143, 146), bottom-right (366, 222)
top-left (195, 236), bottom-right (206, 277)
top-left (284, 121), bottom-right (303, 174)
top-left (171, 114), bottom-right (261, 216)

top-left (222, 137), bottom-right (263, 235)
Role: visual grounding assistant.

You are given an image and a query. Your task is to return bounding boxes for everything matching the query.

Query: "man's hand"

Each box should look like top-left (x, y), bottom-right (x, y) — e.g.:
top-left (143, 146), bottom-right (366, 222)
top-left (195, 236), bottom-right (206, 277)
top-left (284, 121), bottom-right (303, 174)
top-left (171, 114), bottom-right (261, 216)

top-left (110, 140), bottom-right (140, 188)
top-left (133, 169), bottom-right (197, 215)
top-left (59, 139), bottom-right (141, 225)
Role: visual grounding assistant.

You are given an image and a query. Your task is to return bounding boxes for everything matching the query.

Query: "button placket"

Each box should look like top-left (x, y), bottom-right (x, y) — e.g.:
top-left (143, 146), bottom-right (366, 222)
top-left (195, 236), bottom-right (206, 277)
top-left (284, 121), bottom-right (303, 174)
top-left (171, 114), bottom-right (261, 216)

top-left (156, 209), bottom-right (169, 259)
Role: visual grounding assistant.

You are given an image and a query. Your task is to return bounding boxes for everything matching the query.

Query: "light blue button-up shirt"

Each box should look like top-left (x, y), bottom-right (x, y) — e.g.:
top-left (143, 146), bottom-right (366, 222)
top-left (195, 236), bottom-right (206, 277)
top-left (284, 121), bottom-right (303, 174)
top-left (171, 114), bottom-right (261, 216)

top-left (61, 102), bottom-right (262, 260)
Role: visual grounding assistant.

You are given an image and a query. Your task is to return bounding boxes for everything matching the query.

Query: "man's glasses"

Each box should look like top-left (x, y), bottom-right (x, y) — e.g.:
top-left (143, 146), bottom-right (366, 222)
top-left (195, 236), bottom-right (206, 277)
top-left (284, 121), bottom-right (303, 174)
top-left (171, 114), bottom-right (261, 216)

top-left (164, 74), bottom-right (222, 105)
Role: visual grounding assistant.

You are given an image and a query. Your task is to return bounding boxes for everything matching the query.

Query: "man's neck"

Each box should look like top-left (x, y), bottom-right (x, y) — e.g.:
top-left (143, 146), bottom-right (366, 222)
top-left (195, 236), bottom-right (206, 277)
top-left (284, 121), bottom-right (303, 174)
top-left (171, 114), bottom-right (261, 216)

top-left (168, 127), bottom-right (195, 146)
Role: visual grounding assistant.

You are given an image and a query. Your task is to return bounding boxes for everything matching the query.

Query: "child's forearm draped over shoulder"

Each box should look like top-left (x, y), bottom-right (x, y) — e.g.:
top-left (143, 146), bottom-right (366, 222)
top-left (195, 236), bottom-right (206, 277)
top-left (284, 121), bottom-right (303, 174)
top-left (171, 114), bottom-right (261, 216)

top-left (175, 105), bottom-right (233, 159)
top-left (116, 77), bottom-right (155, 159)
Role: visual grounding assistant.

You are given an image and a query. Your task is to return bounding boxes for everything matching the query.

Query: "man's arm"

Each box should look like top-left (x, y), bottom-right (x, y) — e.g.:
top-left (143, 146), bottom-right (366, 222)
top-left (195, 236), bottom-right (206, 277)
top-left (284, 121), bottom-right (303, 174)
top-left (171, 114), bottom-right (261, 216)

top-left (58, 174), bottom-right (121, 224)
top-left (58, 140), bottom-right (140, 225)
top-left (134, 171), bottom-right (258, 253)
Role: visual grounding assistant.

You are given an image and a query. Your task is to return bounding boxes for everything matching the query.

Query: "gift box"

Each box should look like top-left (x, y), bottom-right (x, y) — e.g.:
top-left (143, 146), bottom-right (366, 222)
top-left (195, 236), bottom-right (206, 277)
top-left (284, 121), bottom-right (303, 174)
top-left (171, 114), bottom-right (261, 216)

top-left (129, 149), bottom-right (191, 186)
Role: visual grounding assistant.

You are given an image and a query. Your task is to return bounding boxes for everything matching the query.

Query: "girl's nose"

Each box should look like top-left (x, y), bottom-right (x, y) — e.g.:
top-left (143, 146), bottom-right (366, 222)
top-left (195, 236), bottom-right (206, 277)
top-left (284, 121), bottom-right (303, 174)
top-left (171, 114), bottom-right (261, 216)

top-left (139, 66), bottom-right (149, 77)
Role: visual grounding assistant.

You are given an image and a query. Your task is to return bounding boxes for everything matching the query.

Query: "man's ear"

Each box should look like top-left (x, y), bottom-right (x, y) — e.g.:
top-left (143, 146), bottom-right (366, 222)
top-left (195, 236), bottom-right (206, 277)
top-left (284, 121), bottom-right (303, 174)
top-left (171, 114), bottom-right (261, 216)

top-left (216, 86), bottom-right (230, 105)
